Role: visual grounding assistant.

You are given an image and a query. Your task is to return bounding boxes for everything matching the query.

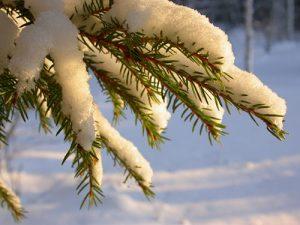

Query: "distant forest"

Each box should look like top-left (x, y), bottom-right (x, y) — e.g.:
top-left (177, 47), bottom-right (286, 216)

top-left (174, 0), bottom-right (300, 32)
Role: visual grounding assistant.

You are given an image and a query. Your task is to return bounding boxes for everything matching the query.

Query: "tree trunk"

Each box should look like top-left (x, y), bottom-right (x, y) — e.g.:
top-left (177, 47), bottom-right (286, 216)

top-left (245, 0), bottom-right (254, 72)
top-left (287, 0), bottom-right (295, 40)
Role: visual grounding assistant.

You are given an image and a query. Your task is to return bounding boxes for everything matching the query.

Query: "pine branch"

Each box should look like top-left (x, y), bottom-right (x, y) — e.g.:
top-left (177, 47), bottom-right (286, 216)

top-left (84, 51), bottom-right (166, 148)
top-left (0, 0), bottom-right (287, 221)
top-left (82, 28), bottom-right (226, 140)
top-left (36, 72), bottom-right (105, 207)
top-left (86, 19), bottom-right (285, 140)
top-left (0, 178), bottom-right (25, 221)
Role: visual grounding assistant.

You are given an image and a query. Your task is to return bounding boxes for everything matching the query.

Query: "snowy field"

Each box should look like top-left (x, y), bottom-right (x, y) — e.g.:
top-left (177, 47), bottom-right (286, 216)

top-left (1, 30), bottom-right (300, 225)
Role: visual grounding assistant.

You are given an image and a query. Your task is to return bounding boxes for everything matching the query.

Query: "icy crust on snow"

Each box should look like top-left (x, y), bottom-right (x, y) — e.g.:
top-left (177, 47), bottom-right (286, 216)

top-left (104, 0), bottom-right (235, 70)
top-left (9, 11), bottom-right (96, 150)
top-left (93, 105), bottom-right (153, 187)
top-left (224, 66), bottom-right (287, 129)
top-left (0, 11), bottom-right (19, 74)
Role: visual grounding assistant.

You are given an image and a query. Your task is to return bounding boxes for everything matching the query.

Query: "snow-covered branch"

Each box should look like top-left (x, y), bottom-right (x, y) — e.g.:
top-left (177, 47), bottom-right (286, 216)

top-left (93, 104), bottom-right (153, 191)
top-left (0, 0), bottom-right (288, 218)
top-left (0, 178), bottom-right (24, 221)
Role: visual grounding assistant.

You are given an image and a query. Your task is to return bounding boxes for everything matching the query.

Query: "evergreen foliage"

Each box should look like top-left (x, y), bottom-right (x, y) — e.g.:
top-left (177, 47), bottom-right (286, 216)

top-left (0, 0), bottom-right (287, 221)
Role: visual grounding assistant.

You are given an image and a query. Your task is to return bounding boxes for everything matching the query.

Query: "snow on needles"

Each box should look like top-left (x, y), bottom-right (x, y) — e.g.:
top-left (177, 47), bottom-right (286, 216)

top-left (93, 104), bottom-right (153, 187)
top-left (104, 0), bottom-right (235, 70)
top-left (9, 14), bottom-right (53, 91)
top-left (0, 178), bottom-right (23, 215)
top-left (225, 66), bottom-right (287, 129)
top-left (24, 0), bottom-right (110, 17)
top-left (1, 0), bottom-right (287, 192)
top-left (105, 0), bottom-right (286, 128)
top-left (0, 11), bottom-right (19, 75)
top-left (161, 48), bottom-right (225, 123)
top-left (80, 39), bottom-right (171, 132)
top-left (96, 50), bottom-right (171, 132)
top-left (9, 10), bottom-right (96, 150)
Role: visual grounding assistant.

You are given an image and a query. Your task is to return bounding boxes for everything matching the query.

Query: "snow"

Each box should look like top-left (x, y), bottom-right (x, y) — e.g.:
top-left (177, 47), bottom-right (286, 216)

top-left (104, 0), bottom-right (235, 70)
top-left (9, 10), bottom-right (96, 150)
top-left (104, 0), bottom-right (286, 130)
top-left (0, 29), bottom-right (299, 224)
top-left (162, 48), bottom-right (225, 122)
top-left (46, 11), bottom-right (96, 150)
top-left (23, 0), bottom-right (110, 17)
top-left (82, 41), bottom-right (171, 132)
top-left (9, 14), bottom-right (53, 91)
top-left (224, 65), bottom-right (286, 129)
top-left (24, 0), bottom-right (64, 16)
top-left (93, 104), bottom-right (153, 187)
top-left (0, 11), bottom-right (19, 75)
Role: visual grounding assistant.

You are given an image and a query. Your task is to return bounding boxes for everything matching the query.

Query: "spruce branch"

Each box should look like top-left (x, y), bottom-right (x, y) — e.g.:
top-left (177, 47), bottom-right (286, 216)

top-left (87, 19), bottom-right (285, 140)
top-left (84, 50), bottom-right (166, 148)
top-left (0, 0), bottom-right (288, 221)
top-left (36, 72), bottom-right (105, 207)
top-left (0, 178), bottom-right (25, 222)
top-left (82, 27), bottom-right (226, 140)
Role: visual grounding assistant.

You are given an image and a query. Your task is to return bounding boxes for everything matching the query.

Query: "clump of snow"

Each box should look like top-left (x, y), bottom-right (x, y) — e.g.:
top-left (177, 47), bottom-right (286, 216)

top-left (81, 39), bottom-right (171, 133)
top-left (104, 0), bottom-right (235, 70)
top-left (224, 66), bottom-right (287, 129)
top-left (9, 17), bottom-right (53, 92)
top-left (45, 11), bottom-right (96, 150)
top-left (0, 11), bottom-right (19, 75)
top-left (9, 10), bottom-right (96, 150)
top-left (93, 104), bottom-right (153, 187)
top-left (161, 48), bottom-right (285, 129)
top-left (24, 0), bottom-right (64, 16)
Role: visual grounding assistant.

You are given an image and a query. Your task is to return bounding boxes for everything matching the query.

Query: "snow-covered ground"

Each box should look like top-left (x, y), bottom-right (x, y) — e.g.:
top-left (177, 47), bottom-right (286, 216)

top-left (1, 30), bottom-right (300, 225)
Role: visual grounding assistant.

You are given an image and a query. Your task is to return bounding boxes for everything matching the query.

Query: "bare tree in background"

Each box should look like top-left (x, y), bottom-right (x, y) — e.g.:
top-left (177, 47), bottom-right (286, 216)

top-left (273, 1), bottom-right (286, 42)
top-left (245, 0), bottom-right (254, 72)
top-left (287, 0), bottom-right (295, 40)
top-left (264, 0), bottom-right (286, 52)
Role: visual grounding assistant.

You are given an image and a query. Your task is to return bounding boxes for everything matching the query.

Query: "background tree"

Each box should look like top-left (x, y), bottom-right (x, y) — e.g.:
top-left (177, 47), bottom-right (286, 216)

top-left (245, 0), bottom-right (254, 72)
top-left (287, 0), bottom-right (295, 40)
